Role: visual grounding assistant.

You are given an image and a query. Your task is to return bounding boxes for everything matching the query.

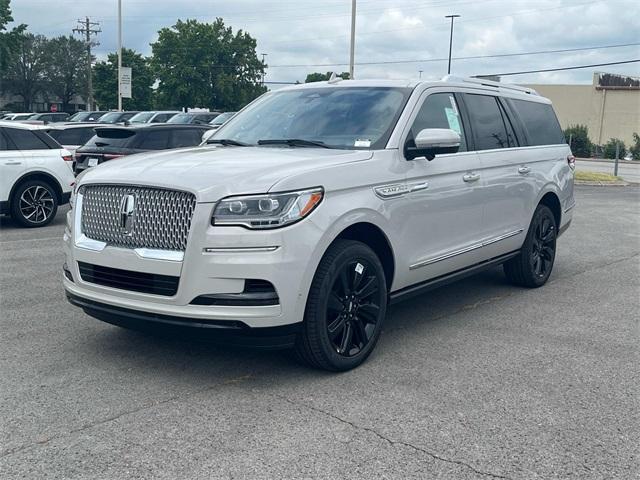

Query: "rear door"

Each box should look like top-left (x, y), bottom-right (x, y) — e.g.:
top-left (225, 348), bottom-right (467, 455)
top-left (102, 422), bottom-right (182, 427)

top-left (460, 93), bottom-right (528, 251)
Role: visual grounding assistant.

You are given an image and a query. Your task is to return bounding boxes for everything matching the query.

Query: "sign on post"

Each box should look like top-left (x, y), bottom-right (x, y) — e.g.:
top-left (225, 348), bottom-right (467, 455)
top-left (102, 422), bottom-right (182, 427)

top-left (119, 67), bottom-right (132, 99)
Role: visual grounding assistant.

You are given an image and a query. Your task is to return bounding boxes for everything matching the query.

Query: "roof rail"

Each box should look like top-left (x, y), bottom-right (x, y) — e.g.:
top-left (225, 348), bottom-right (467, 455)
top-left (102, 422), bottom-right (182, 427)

top-left (441, 75), bottom-right (538, 95)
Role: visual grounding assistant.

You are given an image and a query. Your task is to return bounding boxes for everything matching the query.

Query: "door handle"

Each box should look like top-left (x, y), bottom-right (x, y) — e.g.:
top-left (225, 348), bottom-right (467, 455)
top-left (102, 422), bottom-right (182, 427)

top-left (462, 172), bottom-right (480, 183)
top-left (518, 166), bottom-right (531, 175)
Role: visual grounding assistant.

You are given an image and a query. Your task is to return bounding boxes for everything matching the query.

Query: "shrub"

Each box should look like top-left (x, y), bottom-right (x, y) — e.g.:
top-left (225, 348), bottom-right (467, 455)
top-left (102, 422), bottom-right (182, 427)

top-left (629, 133), bottom-right (640, 160)
top-left (603, 138), bottom-right (626, 159)
top-left (563, 124), bottom-right (592, 157)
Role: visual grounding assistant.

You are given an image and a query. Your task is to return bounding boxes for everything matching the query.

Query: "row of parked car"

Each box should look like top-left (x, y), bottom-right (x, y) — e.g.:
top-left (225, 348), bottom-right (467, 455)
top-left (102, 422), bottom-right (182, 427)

top-left (0, 110), bottom-right (236, 227)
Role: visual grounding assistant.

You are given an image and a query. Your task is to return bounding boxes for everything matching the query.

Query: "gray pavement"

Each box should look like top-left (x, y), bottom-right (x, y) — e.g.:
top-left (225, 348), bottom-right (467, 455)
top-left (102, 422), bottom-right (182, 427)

top-left (576, 159), bottom-right (640, 183)
top-left (1, 186), bottom-right (639, 479)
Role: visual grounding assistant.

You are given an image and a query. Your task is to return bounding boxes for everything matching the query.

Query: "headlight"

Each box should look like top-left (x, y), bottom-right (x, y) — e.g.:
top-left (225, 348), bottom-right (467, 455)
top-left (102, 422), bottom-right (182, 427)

top-left (212, 187), bottom-right (323, 229)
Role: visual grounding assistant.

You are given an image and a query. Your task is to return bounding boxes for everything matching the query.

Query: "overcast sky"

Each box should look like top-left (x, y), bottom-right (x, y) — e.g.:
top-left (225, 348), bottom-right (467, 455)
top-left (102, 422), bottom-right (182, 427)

top-left (10, 0), bottom-right (640, 87)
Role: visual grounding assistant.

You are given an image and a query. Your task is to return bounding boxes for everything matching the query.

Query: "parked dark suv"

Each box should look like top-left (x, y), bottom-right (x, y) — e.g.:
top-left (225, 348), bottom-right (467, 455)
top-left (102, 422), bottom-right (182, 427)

top-left (73, 124), bottom-right (212, 173)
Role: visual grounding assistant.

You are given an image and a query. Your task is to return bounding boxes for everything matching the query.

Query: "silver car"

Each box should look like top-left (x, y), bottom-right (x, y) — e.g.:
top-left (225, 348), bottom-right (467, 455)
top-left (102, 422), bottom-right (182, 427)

top-left (63, 76), bottom-right (575, 371)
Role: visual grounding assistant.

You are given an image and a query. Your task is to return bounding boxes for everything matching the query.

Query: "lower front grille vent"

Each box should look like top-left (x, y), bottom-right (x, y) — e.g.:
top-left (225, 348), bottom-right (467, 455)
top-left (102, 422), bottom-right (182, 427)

top-left (78, 262), bottom-right (179, 296)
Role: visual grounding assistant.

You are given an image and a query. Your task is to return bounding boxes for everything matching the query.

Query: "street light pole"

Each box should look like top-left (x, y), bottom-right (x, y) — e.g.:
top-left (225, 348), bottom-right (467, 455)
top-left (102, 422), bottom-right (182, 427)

top-left (445, 14), bottom-right (460, 75)
top-left (117, 0), bottom-right (122, 111)
top-left (349, 0), bottom-right (356, 79)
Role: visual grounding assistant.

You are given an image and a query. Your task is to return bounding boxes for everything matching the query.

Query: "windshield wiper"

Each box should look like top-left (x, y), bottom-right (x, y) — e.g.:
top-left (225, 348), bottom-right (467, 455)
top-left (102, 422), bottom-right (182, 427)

top-left (206, 138), bottom-right (250, 146)
top-left (257, 138), bottom-right (332, 148)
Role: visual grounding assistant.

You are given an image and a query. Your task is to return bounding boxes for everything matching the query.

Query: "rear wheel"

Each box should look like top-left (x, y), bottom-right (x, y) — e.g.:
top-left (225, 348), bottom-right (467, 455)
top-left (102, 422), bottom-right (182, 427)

top-left (504, 204), bottom-right (557, 287)
top-left (10, 180), bottom-right (59, 228)
top-left (295, 239), bottom-right (387, 371)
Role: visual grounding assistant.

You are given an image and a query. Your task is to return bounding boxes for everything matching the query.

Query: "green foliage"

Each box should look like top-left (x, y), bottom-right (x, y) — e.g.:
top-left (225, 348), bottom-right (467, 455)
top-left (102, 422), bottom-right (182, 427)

top-left (0, 0), bottom-right (27, 77)
top-left (3, 32), bottom-right (48, 110)
top-left (603, 138), bottom-right (626, 159)
top-left (43, 36), bottom-right (88, 111)
top-left (93, 49), bottom-right (154, 110)
top-left (563, 124), bottom-right (592, 158)
top-left (629, 133), bottom-right (640, 160)
top-left (151, 18), bottom-right (266, 110)
top-left (305, 71), bottom-right (350, 83)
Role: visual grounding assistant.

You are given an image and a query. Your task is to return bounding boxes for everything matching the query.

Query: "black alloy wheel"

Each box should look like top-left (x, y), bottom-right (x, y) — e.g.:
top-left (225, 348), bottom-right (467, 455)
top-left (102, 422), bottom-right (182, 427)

top-left (11, 180), bottom-right (59, 228)
top-left (504, 204), bottom-right (557, 288)
top-left (295, 239), bottom-right (387, 371)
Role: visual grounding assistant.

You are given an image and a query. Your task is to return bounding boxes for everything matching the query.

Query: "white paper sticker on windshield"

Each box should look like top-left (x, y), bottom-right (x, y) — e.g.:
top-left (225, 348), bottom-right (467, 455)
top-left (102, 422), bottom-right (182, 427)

top-left (444, 107), bottom-right (461, 135)
top-left (355, 139), bottom-right (371, 147)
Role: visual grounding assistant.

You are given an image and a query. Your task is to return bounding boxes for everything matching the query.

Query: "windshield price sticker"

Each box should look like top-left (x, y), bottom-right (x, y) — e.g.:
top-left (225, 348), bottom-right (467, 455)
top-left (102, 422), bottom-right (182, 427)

top-left (354, 139), bottom-right (371, 147)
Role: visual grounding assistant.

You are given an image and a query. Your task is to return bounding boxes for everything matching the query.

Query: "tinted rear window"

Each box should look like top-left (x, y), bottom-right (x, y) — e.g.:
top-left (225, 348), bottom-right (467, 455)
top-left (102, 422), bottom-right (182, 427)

top-left (140, 130), bottom-right (170, 149)
top-left (4, 128), bottom-right (51, 150)
top-left (84, 129), bottom-right (138, 148)
top-left (463, 94), bottom-right (515, 150)
top-left (172, 128), bottom-right (205, 147)
top-left (48, 127), bottom-right (95, 145)
top-left (510, 99), bottom-right (564, 146)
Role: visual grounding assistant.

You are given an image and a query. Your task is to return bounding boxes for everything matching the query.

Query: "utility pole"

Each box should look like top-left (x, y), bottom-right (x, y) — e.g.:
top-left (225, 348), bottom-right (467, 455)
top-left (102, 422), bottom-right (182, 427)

top-left (445, 14), bottom-right (460, 75)
top-left (261, 53), bottom-right (268, 86)
top-left (349, 0), bottom-right (356, 79)
top-left (117, 0), bottom-right (122, 111)
top-left (73, 17), bottom-right (101, 111)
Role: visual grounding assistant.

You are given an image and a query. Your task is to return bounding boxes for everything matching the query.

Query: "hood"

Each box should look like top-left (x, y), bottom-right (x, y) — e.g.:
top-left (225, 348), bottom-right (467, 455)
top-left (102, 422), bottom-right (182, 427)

top-left (78, 146), bottom-right (372, 202)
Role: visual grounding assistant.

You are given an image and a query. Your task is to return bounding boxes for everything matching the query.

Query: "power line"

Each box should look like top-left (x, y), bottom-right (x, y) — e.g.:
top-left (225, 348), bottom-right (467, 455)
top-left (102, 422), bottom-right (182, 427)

top-left (478, 59), bottom-right (640, 77)
top-left (267, 42), bottom-right (640, 68)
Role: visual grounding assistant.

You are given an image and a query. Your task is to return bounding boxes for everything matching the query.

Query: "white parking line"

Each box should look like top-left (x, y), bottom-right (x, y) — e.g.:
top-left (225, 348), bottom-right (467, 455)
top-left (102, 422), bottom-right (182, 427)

top-left (0, 236), bottom-right (61, 244)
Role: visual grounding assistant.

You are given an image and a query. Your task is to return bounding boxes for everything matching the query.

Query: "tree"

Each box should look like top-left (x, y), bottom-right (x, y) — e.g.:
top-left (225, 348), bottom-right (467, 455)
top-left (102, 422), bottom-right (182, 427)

top-left (563, 124), bottom-right (592, 158)
top-left (43, 35), bottom-right (87, 112)
top-left (304, 71), bottom-right (350, 83)
top-left (603, 138), bottom-right (626, 160)
top-left (93, 48), bottom-right (154, 110)
top-left (151, 18), bottom-right (266, 110)
top-left (3, 32), bottom-right (48, 110)
top-left (0, 0), bottom-right (27, 85)
top-left (629, 133), bottom-right (640, 161)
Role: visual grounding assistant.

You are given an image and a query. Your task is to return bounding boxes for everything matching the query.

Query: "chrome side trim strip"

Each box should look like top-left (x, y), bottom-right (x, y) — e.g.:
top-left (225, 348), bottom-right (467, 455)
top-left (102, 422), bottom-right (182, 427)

top-left (409, 229), bottom-right (524, 270)
top-left (374, 181), bottom-right (429, 199)
top-left (564, 202), bottom-right (576, 213)
top-left (203, 246), bottom-right (280, 254)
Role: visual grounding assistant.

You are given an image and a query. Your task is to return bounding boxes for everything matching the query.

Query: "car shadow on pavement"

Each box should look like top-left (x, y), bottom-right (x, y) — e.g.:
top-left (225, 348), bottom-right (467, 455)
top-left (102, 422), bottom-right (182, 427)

top-left (78, 266), bottom-right (518, 384)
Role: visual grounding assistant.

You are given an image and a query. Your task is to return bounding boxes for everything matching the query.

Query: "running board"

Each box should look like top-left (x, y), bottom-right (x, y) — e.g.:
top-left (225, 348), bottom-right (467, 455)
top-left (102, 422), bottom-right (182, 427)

top-left (389, 250), bottom-right (520, 305)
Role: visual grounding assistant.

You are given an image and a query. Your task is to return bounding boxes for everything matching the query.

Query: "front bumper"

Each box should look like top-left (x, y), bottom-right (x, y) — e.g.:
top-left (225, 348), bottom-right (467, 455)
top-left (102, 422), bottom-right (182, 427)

top-left (66, 292), bottom-right (300, 348)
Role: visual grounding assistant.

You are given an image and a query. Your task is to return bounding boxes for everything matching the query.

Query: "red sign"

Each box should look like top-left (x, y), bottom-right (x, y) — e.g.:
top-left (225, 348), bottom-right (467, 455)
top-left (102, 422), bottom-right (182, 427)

top-left (50, 104), bottom-right (58, 112)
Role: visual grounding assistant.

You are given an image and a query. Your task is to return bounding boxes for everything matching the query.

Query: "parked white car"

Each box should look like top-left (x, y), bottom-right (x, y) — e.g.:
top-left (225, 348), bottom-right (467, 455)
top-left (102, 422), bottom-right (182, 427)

top-left (1, 121), bottom-right (75, 227)
top-left (128, 111), bottom-right (181, 124)
top-left (2, 113), bottom-right (35, 121)
top-left (64, 76), bottom-right (575, 370)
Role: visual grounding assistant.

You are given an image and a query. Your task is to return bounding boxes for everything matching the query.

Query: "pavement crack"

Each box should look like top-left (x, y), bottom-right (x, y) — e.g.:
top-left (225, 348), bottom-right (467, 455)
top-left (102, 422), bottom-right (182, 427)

top-left (274, 394), bottom-right (511, 479)
top-left (0, 374), bottom-right (253, 459)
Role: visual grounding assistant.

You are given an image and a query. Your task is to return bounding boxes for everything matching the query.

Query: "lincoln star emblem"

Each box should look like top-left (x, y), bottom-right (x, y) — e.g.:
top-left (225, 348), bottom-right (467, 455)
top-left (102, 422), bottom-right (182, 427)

top-left (119, 194), bottom-right (136, 235)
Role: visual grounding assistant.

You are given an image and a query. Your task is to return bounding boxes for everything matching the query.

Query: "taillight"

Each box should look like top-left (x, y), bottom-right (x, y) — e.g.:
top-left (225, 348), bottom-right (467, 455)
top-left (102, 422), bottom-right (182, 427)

top-left (62, 155), bottom-right (73, 162)
top-left (567, 155), bottom-right (576, 170)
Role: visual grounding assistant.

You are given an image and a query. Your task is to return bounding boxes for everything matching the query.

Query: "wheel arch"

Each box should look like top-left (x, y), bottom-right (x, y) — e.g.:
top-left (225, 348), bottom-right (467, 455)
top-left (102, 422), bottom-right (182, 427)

top-left (9, 171), bottom-right (64, 206)
top-left (538, 190), bottom-right (562, 229)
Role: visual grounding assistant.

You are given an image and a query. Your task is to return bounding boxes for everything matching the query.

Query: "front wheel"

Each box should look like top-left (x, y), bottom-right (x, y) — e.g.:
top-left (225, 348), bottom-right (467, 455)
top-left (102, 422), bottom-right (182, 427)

top-left (504, 204), bottom-right (557, 288)
top-left (295, 239), bottom-right (388, 371)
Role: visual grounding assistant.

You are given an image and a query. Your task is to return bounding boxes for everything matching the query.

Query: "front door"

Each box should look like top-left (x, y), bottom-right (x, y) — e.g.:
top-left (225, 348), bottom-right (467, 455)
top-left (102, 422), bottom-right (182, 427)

top-left (394, 90), bottom-right (486, 287)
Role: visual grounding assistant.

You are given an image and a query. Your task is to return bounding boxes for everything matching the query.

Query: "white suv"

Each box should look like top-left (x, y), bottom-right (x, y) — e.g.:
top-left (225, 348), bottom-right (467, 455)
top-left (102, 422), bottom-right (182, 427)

top-left (63, 76), bottom-right (575, 371)
top-left (1, 121), bottom-right (75, 227)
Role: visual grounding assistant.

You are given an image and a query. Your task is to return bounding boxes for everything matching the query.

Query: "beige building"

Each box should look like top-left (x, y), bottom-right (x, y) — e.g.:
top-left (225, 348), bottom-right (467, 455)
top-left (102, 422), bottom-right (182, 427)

top-left (524, 72), bottom-right (640, 146)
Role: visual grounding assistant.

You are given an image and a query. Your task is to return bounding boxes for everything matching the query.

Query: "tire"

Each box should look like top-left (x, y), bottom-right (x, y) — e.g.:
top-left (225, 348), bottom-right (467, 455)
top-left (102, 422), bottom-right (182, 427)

top-left (504, 204), bottom-right (557, 288)
top-left (10, 180), bottom-right (59, 228)
top-left (294, 239), bottom-right (388, 371)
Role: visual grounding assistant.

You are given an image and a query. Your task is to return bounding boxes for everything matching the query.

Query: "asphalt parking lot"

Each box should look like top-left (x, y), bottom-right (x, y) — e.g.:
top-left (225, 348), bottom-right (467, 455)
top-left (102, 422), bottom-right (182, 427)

top-left (0, 185), bottom-right (638, 479)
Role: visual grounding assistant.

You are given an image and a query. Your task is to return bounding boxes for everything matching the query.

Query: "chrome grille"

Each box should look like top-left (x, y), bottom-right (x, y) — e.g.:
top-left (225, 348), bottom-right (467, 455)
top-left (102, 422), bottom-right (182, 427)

top-left (80, 185), bottom-right (196, 251)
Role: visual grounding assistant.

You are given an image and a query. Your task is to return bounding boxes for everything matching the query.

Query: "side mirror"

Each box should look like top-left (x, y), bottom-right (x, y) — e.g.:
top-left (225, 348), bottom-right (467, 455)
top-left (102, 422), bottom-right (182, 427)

top-left (405, 128), bottom-right (461, 161)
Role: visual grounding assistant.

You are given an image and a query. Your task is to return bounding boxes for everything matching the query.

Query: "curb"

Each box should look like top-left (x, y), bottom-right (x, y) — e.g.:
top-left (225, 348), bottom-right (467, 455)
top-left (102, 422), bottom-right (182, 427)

top-left (575, 180), bottom-right (637, 187)
top-left (575, 157), bottom-right (638, 165)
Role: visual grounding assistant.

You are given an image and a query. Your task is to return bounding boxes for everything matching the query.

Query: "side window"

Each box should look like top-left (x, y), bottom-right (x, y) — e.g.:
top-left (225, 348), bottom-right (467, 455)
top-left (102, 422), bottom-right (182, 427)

top-left (509, 99), bottom-right (564, 146)
top-left (0, 130), bottom-right (8, 150)
top-left (3, 128), bottom-right (50, 150)
top-left (142, 130), bottom-right (170, 150)
top-left (172, 129), bottom-right (203, 148)
top-left (463, 94), bottom-right (513, 150)
top-left (498, 101), bottom-right (518, 147)
top-left (49, 129), bottom-right (80, 145)
top-left (152, 114), bottom-right (171, 123)
top-left (408, 92), bottom-right (467, 152)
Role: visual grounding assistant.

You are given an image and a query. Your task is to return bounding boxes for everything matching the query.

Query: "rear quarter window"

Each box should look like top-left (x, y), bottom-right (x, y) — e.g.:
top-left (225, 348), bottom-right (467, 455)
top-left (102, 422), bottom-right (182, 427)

top-left (3, 128), bottom-right (51, 150)
top-left (509, 99), bottom-right (564, 146)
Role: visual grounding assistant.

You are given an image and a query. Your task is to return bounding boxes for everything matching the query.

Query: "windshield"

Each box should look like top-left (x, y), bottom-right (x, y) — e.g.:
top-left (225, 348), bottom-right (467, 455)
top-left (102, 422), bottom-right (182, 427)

top-left (213, 87), bottom-right (411, 149)
top-left (99, 112), bottom-right (123, 123)
top-left (167, 113), bottom-right (192, 124)
top-left (128, 112), bottom-right (155, 123)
